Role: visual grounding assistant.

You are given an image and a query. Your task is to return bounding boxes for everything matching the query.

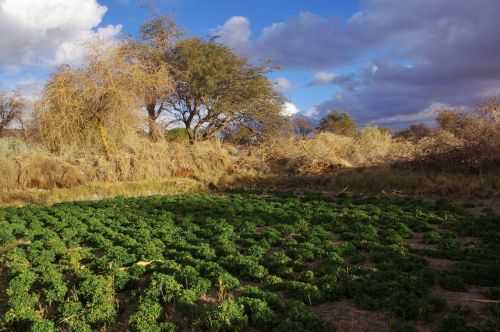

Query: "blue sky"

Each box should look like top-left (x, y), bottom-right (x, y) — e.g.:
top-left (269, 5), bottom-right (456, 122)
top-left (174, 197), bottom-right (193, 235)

top-left (97, 0), bottom-right (361, 117)
top-left (2, 0), bottom-right (500, 127)
top-left (100, 0), bottom-right (359, 35)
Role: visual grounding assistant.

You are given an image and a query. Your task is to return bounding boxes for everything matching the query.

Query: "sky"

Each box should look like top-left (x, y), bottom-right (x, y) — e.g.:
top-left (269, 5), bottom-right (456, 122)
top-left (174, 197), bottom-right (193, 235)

top-left (1, 0), bottom-right (500, 127)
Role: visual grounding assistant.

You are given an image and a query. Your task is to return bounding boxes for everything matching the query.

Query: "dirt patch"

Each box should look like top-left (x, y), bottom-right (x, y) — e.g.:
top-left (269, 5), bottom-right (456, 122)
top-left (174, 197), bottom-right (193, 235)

top-left (198, 289), bottom-right (220, 305)
top-left (406, 233), bottom-right (434, 251)
top-left (433, 286), bottom-right (492, 323)
top-left (313, 301), bottom-right (389, 332)
top-left (425, 257), bottom-right (454, 271)
top-left (459, 236), bottom-right (481, 247)
top-left (464, 199), bottom-right (500, 217)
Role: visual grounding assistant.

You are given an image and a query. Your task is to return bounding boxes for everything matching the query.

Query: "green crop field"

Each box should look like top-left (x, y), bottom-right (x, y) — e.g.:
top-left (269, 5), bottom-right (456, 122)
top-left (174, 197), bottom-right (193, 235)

top-left (1, 193), bottom-right (499, 332)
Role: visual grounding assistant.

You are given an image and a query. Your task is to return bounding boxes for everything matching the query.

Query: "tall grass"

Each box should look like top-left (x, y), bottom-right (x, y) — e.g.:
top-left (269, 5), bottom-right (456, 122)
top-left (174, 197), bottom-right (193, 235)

top-left (263, 128), bottom-right (413, 174)
top-left (0, 138), bottom-right (40, 158)
top-left (2, 122), bottom-right (500, 205)
top-left (0, 136), bottom-right (257, 193)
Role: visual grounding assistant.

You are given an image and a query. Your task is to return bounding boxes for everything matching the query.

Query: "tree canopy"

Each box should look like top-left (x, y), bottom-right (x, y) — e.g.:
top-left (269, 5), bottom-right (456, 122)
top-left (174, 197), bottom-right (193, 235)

top-left (317, 111), bottom-right (358, 136)
top-left (120, 16), bottom-right (178, 140)
top-left (166, 38), bottom-right (285, 143)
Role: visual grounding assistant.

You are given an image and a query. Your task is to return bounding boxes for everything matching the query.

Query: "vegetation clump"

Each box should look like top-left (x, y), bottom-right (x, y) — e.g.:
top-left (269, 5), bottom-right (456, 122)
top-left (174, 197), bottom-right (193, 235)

top-left (0, 193), bottom-right (499, 331)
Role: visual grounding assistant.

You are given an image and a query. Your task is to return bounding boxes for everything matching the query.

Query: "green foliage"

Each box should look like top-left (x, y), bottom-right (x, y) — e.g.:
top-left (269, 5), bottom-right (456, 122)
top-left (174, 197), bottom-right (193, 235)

top-left (164, 127), bottom-right (188, 142)
top-left (1, 193), bottom-right (499, 330)
top-left (201, 299), bottom-right (247, 332)
top-left (31, 320), bottom-right (57, 332)
top-left (167, 38), bottom-right (284, 142)
top-left (237, 297), bottom-right (275, 328)
top-left (317, 111), bottom-right (358, 136)
top-left (5, 271), bottom-right (39, 323)
top-left (77, 274), bottom-right (116, 325)
top-left (129, 299), bottom-right (164, 332)
top-left (145, 273), bottom-right (183, 303)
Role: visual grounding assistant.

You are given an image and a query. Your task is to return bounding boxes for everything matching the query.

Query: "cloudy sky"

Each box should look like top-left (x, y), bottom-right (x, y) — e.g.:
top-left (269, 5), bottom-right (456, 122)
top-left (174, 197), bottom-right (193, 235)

top-left (1, 0), bottom-right (500, 127)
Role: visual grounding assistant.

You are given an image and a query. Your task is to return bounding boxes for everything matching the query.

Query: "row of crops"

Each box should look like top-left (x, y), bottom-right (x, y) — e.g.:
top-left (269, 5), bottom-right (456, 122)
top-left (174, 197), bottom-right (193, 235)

top-left (0, 193), bottom-right (499, 331)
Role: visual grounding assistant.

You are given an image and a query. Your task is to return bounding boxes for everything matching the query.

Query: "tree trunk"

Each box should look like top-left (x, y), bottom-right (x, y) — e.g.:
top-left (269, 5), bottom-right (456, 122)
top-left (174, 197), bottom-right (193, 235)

top-left (187, 129), bottom-right (196, 144)
top-left (147, 104), bottom-right (162, 142)
top-left (98, 123), bottom-right (111, 160)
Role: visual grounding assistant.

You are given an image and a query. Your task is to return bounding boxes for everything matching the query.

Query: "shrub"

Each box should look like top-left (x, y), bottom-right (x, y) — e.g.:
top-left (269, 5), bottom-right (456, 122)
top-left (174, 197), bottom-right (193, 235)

top-left (237, 297), bottom-right (275, 328)
top-left (129, 299), bottom-right (164, 332)
top-left (202, 299), bottom-right (248, 332)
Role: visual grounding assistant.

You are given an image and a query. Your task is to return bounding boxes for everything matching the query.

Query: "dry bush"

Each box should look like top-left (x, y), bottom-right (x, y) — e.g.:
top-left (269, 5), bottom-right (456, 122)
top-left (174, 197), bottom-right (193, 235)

top-left (264, 134), bottom-right (353, 175)
top-left (0, 153), bottom-right (85, 191)
top-left (412, 100), bottom-right (500, 172)
top-left (352, 127), bottom-right (394, 165)
top-left (0, 137), bottom-right (250, 192)
top-left (80, 138), bottom-right (238, 183)
top-left (262, 128), bottom-right (405, 175)
top-left (35, 43), bottom-right (163, 157)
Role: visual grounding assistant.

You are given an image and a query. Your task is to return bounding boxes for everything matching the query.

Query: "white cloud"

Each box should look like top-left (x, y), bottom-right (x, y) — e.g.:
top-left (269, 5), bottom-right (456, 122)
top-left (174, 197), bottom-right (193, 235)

top-left (304, 106), bottom-right (320, 118)
top-left (313, 72), bottom-right (337, 85)
top-left (14, 78), bottom-right (45, 101)
top-left (274, 77), bottom-right (292, 93)
top-left (281, 101), bottom-right (301, 117)
top-left (372, 102), bottom-right (468, 126)
top-left (0, 0), bottom-right (121, 67)
top-left (54, 24), bottom-right (123, 66)
top-left (211, 16), bottom-right (251, 51)
top-left (215, 2), bottom-right (500, 126)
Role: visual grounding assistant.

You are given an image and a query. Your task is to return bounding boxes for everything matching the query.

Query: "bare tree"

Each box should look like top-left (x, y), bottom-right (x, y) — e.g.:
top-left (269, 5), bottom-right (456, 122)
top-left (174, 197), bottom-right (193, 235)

top-left (0, 91), bottom-right (24, 136)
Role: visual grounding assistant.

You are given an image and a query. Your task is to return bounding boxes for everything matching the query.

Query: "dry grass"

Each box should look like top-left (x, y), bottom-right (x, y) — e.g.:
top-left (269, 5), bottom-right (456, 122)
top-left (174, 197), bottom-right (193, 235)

top-left (262, 128), bottom-right (414, 175)
top-left (2, 121), bottom-right (500, 206)
top-left (0, 178), bottom-right (202, 207)
top-left (220, 167), bottom-right (500, 198)
top-left (0, 138), bottom-right (40, 158)
top-left (0, 137), bottom-right (264, 205)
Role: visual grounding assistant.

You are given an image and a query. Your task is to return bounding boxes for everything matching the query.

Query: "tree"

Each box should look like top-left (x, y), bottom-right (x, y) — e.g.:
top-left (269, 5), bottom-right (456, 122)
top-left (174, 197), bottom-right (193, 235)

top-left (396, 123), bottom-right (432, 140)
top-left (121, 16), bottom-right (178, 140)
top-left (292, 116), bottom-right (313, 138)
top-left (477, 97), bottom-right (500, 123)
top-left (166, 38), bottom-right (284, 143)
top-left (317, 111), bottom-right (357, 136)
top-left (36, 45), bottom-right (150, 156)
top-left (0, 91), bottom-right (24, 136)
top-left (437, 110), bottom-right (463, 134)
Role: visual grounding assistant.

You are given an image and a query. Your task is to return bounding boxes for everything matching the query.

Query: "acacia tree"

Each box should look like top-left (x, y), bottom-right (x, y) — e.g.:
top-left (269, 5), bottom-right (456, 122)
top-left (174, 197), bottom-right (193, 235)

top-left (0, 91), bottom-right (24, 136)
top-left (317, 111), bottom-right (358, 136)
top-left (121, 16), bottom-right (178, 140)
top-left (166, 38), bottom-right (284, 143)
